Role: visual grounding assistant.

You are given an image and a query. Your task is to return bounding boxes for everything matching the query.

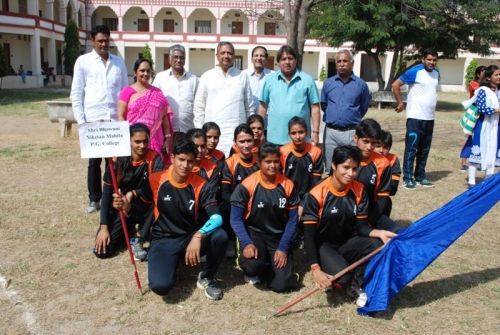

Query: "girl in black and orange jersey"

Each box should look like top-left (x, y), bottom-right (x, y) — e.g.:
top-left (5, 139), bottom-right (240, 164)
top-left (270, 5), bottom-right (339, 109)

top-left (94, 123), bottom-right (164, 260)
top-left (230, 143), bottom-right (300, 292)
top-left (229, 114), bottom-right (265, 156)
top-left (185, 128), bottom-right (222, 189)
top-left (302, 146), bottom-right (396, 306)
top-left (202, 122), bottom-right (226, 164)
top-left (220, 124), bottom-right (260, 257)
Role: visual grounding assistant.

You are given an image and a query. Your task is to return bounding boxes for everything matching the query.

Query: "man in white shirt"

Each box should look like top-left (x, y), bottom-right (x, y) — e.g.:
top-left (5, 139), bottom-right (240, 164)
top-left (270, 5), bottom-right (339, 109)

top-left (70, 25), bottom-right (128, 213)
top-left (392, 48), bottom-right (439, 189)
top-left (193, 41), bottom-right (255, 156)
top-left (152, 44), bottom-right (198, 141)
top-left (244, 46), bottom-right (273, 109)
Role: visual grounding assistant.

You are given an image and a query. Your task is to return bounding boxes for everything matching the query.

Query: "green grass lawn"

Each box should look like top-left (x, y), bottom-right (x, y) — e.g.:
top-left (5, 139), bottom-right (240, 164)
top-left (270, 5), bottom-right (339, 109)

top-left (0, 88), bottom-right (70, 117)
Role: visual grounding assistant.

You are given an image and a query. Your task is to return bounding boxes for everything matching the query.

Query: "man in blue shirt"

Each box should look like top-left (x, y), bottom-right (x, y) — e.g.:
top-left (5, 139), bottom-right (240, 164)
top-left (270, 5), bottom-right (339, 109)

top-left (258, 45), bottom-right (321, 146)
top-left (321, 50), bottom-right (371, 174)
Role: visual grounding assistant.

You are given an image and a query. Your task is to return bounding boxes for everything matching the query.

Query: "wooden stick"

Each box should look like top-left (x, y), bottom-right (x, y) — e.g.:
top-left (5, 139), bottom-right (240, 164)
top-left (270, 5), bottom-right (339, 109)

top-left (272, 245), bottom-right (384, 317)
top-left (107, 158), bottom-right (143, 294)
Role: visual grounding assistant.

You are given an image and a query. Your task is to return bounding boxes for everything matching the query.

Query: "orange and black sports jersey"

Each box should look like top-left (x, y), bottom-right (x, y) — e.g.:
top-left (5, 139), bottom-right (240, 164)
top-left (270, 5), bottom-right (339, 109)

top-left (231, 171), bottom-right (299, 237)
top-left (145, 166), bottom-right (218, 239)
top-left (356, 151), bottom-right (392, 203)
top-left (221, 153), bottom-right (259, 188)
top-left (302, 178), bottom-right (369, 245)
top-left (193, 157), bottom-right (221, 183)
top-left (103, 149), bottom-right (164, 197)
top-left (386, 153), bottom-right (401, 196)
top-left (280, 142), bottom-right (324, 198)
top-left (206, 149), bottom-right (225, 165)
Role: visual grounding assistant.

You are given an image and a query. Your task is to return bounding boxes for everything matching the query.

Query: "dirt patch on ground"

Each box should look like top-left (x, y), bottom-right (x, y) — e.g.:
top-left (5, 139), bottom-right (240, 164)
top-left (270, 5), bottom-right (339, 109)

top-left (0, 99), bottom-right (499, 334)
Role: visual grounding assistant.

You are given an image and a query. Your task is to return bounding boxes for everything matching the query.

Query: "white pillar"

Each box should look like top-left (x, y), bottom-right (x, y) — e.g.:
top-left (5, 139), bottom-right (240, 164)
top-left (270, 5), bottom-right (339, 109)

top-left (116, 41), bottom-right (126, 61)
top-left (28, 0), bottom-right (37, 15)
top-left (183, 17), bottom-right (188, 33)
top-left (353, 52), bottom-right (362, 77)
top-left (118, 16), bottom-right (123, 32)
top-left (384, 51), bottom-right (394, 84)
top-left (48, 37), bottom-right (56, 70)
top-left (60, 3), bottom-right (67, 24)
top-left (185, 47), bottom-right (191, 72)
top-left (216, 19), bottom-right (221, 34)
top-left (150, 41), bottom-right (157, 67)
top-left (253, 20), bottom-right (258, 35)
top-left (31, 29), bottom-right (42, 82)
top-left (463, 55), bottom-right (474, 87)
top-left (149, 17), bottom-right (155, 33)
top-left (45, 1), bottom-right (54, 20)
top-left (318, 49), bottom-right (327, 79)
top-left (247, 48), bottom-right (253, 69)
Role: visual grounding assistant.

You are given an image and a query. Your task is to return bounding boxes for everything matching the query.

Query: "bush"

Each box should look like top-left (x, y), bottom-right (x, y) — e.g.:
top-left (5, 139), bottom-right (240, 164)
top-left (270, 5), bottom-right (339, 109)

top-left (319, 65), bottom-right (327, 82)
top-left (464, 59), bottom-right (479, 87)
top-left (63, 19), bottom-right (81, 76)
top-left (142, 43), bottom-right (154, 68)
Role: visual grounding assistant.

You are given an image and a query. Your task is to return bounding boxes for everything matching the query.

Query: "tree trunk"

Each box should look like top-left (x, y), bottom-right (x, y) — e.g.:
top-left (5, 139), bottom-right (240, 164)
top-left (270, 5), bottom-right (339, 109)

top-left (366, 50), bottom-right (385, 91)
top-left (284, 0), bottom-right (299, 53)
top-left (385, 45), bottom-right (402, 91)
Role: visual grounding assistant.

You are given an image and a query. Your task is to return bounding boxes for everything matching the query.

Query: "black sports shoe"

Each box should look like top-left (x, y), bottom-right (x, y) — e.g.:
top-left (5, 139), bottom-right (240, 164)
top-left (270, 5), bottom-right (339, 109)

top-left (197, 273), bottom-right (223, 300)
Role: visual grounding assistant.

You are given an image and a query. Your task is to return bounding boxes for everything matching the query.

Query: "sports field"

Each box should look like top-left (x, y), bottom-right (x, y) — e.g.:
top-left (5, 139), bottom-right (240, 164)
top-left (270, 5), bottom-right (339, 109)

top-left (0, 89), bottom-right (498, 334)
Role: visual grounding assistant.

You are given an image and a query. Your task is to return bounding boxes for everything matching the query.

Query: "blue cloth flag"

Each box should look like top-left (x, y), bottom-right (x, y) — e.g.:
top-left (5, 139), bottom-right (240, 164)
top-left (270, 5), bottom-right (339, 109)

top-left (358, 173), bottom-right (500, 315)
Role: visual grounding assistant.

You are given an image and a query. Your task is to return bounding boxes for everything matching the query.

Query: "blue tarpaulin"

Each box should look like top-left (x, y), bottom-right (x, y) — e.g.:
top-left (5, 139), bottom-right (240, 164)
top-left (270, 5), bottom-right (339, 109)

top-left (358, 173), bottom-right (500, 315)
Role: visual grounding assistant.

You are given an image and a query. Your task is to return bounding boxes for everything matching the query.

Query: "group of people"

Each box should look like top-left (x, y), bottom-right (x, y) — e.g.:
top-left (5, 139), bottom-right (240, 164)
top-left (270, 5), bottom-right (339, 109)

top-left (460, 65), bottom-right (500, 187)
top-left (70, 24), bottom-right (496, 305)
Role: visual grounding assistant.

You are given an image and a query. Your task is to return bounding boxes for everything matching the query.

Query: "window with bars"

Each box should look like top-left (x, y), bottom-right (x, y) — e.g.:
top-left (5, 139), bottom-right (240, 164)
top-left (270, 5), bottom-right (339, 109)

top-left (195, 20), bottom-right (211, 33)
top-left (102, 18), bottom-right (118, 31)
top-left (18, 0), bottom-right (27, 14)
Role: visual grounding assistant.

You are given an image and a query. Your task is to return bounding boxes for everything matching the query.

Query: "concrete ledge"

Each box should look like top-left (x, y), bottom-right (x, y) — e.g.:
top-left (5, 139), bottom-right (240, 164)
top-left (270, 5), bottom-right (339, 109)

top-left (47, 100), bottom-right (76, 137)
top-left (372, 91), bottom-right (407, 110)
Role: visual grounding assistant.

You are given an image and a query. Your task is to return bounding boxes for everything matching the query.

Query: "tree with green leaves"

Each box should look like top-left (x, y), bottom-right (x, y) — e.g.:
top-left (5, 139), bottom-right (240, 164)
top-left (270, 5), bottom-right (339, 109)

top-left (464, 59), bottom-right (479, 87)
top-left (141, 43), bottom-right (154, 68)
top-left (0, 44), bottom-right (8, 77)
top-left (309, 0), bottom-right (500, 91)
top-left (63, 19), bottom-right (80, 76)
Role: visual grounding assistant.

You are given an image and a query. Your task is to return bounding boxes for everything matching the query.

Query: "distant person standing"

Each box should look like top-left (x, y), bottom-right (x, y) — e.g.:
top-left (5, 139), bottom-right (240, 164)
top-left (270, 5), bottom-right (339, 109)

top-left (194, 41), bottom-right (255, 156)
top-left (259, 45), bottom-right (321, 146)
top-left (18, 65), bottom-right (26, 84)
top-left (321, 50), bottom-right (371, 174)
top-left (153, 44), bottom-right (198, 141)
top-left (70, 25), bottom-right (128, 213)
top-left (392, 48), bottom-right (439, 189)
top-left (245, 46), bottom-right (273, 109)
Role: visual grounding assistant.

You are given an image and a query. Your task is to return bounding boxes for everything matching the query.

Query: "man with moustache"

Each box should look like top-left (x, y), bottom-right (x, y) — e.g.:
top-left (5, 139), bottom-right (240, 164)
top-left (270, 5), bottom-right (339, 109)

top-left (320, 49), bottom-right (371, 174)
top-left (245, 46), bottom-right (274, 109)
top-left (258, 45), bottom-right (320, 146)
top-left (70, 25), bottom-right (128, 213)
top-left (194, 41), bottom-right (255, 156)
top-left (153, 44), bottom-right (198, 142)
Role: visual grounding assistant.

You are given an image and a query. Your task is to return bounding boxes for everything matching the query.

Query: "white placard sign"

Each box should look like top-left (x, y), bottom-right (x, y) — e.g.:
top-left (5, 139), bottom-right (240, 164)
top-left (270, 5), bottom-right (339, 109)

top-left (78, 121), bottom-right (131, 159)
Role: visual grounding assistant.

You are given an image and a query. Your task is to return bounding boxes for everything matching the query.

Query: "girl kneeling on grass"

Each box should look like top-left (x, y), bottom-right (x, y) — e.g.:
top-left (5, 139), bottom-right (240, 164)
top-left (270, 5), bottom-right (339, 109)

top-left (93, 123), bottom-right (164, 261)
top-left (302, 145), bottom-right (396, 307)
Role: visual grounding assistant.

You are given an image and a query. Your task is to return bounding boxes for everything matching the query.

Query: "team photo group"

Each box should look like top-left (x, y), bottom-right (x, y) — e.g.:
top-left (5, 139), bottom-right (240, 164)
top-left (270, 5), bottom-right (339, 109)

top-left (71, 25), bottom-right (500, 308)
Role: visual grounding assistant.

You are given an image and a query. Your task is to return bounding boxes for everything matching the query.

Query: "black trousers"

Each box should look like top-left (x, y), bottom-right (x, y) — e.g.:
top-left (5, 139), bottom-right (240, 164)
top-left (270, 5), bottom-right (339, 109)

top-left (318, 236), bottom-right (382, 288)
top-left (238, 230), bottom-right (297, 292)
top-left (88, 158), bottom-right (103, 202)
top-left (93, 212), bottom-right (136, 259)
top-left (403, 118), bottom-right (434, 182)
top-left (148, 229), bottom-right (228, 296)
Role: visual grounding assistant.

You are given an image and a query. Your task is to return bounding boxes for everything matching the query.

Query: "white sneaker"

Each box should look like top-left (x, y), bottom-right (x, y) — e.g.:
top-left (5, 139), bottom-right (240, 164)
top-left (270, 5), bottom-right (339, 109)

top-left (244, 275), bottom-right (261, 285)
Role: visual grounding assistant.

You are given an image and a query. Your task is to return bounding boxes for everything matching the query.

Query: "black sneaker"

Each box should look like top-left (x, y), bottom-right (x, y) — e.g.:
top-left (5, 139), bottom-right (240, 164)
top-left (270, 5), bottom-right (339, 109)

top-left (197, 273), bottom-right (223, 300)
top-left (416, 178), bottom-right (434, 188)
top-left (403, 180), bottom-right (416, 189)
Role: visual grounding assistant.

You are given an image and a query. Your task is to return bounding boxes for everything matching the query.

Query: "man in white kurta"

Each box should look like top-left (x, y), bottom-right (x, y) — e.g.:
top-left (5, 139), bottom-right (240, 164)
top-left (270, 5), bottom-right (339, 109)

top-left (193, 42), bottom-right (255, 156)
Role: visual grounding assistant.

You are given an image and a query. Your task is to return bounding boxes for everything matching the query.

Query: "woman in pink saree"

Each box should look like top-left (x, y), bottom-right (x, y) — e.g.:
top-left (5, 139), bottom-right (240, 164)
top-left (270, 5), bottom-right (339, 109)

top-left (118, 58), bottom-right (173, 164)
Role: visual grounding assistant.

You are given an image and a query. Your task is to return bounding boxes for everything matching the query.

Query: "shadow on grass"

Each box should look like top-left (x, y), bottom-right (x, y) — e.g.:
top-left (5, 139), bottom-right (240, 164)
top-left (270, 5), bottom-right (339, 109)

top-left (375, 267), bottom-right (500, 319)
top-left (426, 170), bottom-right (452, 182)
top-left (0, 88), bottom-right (69, 105)
top-left (436, 100), bottom-right (463, 112)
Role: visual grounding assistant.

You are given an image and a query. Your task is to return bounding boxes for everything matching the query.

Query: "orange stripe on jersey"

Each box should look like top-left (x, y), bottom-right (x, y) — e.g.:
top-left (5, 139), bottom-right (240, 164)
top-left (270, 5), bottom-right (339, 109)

top-left (386, 153), bottom-right (398, 166)
top-left (240, 172), bottom-right (261, 220)
top-left (149, 168), bottom-right (171, 220)
top-left (307, 178), bottom-right (332, 223)
top-left (349, 180), bottom-right (366, 207)
top-left (391, 175), bottom-right (401, 181)
top-left (303, 220), bottom-right (317, 225)
top-left (367, 152), bottom-right (391, 196)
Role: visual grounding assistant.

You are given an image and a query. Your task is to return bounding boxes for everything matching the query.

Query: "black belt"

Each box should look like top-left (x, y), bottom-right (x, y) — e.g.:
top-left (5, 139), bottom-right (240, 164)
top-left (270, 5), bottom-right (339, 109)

top-left (326, 124), bottom-right (357, 131)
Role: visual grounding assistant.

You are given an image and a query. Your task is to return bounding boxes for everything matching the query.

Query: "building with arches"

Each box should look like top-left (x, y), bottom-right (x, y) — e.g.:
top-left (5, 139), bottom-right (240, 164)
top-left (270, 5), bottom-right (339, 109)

top-left (0, 0), bottom-right (498, 89)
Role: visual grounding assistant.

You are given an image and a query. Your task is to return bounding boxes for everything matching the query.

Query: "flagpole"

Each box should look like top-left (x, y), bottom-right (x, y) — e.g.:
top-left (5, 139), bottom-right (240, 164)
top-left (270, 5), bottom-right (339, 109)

top-left (273, 245), bottom-right (384, 317)
top-left (107, 158), bottom-right (143, 294)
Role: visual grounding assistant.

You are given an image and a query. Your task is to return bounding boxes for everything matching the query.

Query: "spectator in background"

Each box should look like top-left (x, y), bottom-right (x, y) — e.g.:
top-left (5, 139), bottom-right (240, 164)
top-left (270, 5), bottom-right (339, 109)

top-left (153, 44), bottom-right (198, 143)
top-left (321, 50), bottom-right (371, 174)
top-left (194, 41), bottom-right (255, 156)
top-left (259, 45), bottom-right (321, 146)
top-left (70, 25), bottom-right (128, 213)
top-left (18, 65), bottom-right (26, 83)
top-left (392, 48), bottom-right (439, 189)
top-left (245, 46), bottom-right (274, 109)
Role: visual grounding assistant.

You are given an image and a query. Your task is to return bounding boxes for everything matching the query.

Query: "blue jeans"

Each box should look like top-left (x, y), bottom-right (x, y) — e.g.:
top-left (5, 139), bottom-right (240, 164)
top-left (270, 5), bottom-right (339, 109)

top-left (403, 118), bottom-right (434, 182)
top-left (148, 229), bottom-right (228, 296)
